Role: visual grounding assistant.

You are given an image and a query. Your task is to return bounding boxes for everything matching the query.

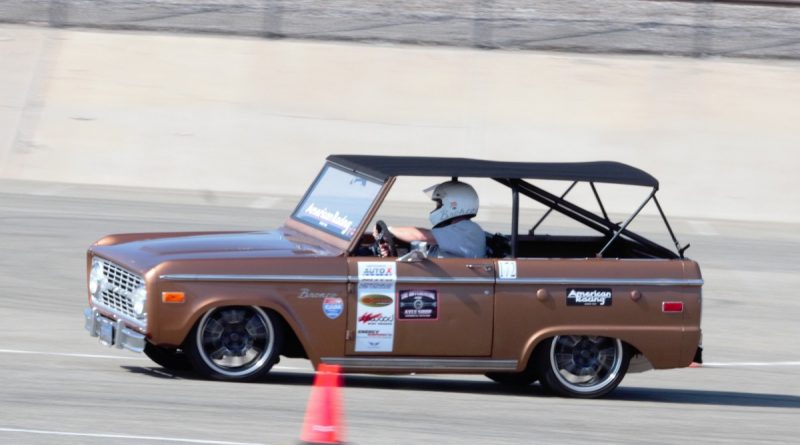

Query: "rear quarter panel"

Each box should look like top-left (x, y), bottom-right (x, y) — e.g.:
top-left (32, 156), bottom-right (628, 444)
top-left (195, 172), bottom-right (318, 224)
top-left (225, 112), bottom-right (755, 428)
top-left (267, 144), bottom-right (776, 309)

top-left (493, 258), bottom-right (702, 369)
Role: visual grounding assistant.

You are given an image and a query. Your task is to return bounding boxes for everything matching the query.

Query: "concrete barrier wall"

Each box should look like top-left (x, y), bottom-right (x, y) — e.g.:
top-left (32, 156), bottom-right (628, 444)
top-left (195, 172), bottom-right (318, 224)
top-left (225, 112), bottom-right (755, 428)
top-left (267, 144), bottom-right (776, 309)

top-left (2, 25), bottom-right (799, 222)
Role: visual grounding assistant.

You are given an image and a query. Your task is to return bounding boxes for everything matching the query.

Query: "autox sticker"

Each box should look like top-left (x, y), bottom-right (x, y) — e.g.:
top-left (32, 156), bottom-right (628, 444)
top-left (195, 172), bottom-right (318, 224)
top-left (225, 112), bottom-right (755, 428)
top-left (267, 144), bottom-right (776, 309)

top-left (398, 289), bottom-right (438, 320)
top-left (357, 261), bottom-right (396, 281)
top-left (566, 288), bottom-right (612, 306)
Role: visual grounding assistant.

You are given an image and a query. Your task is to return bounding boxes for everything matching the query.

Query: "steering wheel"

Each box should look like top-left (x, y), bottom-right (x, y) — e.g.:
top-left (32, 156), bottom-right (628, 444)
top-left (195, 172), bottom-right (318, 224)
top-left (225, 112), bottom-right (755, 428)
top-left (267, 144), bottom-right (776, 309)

top-left (374, 220), bottom-right (398, 257)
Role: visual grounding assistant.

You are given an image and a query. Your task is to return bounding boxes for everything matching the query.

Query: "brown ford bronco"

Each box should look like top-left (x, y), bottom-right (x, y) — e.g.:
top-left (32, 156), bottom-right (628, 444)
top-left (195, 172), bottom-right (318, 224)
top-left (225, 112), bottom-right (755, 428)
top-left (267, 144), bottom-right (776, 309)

top-left (84, 155), bottom-right (702, 398)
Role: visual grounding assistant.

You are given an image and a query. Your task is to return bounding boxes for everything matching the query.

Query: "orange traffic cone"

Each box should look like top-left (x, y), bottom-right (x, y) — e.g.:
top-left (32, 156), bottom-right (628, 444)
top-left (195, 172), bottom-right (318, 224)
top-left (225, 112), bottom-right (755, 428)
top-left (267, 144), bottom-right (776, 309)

top-left (299, 364), bottom-right (345, 445)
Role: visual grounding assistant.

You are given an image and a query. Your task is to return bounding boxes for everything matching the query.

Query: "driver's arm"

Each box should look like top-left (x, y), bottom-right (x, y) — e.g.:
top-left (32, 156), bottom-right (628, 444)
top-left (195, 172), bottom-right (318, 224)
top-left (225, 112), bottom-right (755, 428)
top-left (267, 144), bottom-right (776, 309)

top-left (388, 226), bottom-right (437, 245)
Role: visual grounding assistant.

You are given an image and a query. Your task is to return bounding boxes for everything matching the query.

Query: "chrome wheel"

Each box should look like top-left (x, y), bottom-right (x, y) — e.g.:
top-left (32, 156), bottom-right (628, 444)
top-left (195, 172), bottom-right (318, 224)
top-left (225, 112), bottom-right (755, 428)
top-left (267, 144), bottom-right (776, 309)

top-left (188, 306), bottom-right (281, 380)
top-left (538, 335), bottom-right (629, 398)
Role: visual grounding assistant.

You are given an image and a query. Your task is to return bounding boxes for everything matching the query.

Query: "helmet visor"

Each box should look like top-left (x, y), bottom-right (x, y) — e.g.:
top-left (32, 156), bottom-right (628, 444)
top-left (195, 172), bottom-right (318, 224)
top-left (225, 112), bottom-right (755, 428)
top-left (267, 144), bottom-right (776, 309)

top-left (423, 184), bottom-right (443, 213)
top-left (422, 184), bottom-right (437, 199)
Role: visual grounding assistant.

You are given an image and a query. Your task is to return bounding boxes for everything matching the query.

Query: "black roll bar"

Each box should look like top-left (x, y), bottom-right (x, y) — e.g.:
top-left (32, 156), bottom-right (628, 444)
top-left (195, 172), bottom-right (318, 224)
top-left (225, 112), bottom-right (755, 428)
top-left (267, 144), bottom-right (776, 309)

top-left (511, 185), bottom-right (519, 258)
top-left (598, 189), bottom-right (656, 257)
top-left (590, 182), bottom-right (610, 222)
top-left (495, 178), bottom-right (678, 259)
top-left (529, 181), bottom-right (577, 235)
top-left (653, 195), bottom-right (689, 258)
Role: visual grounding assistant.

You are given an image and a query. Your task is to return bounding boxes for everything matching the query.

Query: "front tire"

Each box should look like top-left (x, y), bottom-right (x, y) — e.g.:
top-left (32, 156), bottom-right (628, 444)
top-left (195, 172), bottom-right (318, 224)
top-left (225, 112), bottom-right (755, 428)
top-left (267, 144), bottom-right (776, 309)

top-left (144, 342), bottom-right (192, 371)
top-left (537, 335), bottom-right (630, 398)
top-left (187, 306), bottom-right (283, 381)
top-left (486, 368), bottom-right (538, 387)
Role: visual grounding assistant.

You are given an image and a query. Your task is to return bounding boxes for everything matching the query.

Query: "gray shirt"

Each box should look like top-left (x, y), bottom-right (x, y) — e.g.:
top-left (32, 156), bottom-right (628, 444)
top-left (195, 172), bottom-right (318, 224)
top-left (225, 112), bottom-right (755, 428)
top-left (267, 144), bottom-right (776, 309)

top-left (431, 219), bottom-right (486, 258)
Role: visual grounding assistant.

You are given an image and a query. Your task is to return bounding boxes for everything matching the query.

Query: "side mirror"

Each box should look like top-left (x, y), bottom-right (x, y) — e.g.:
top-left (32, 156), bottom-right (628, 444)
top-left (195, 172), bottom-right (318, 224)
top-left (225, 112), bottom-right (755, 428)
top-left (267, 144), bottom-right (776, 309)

top-left (397, 241), bottom-right (429, 263)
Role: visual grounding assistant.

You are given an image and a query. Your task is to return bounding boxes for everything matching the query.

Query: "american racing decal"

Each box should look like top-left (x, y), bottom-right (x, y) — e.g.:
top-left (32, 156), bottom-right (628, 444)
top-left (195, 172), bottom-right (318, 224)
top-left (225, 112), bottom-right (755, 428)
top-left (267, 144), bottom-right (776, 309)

top-left (398, 290), bottom-right (438, 320)
top-left (498, 260), bottom-right (517, 279)
top-left (302, 202), bottom-right (355, 236)
top-left (355, 262), bottom-right (397, 352)
top-left (322, 297), bottom-right (344, 319)
top-left (567, 288), bottom-right (612, 306)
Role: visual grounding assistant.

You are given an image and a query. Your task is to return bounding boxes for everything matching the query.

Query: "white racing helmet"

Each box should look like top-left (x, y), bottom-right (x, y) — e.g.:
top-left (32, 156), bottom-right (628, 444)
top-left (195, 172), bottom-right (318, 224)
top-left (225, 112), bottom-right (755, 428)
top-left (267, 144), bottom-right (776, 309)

top-left (424, 180), bottom-right (479, 227)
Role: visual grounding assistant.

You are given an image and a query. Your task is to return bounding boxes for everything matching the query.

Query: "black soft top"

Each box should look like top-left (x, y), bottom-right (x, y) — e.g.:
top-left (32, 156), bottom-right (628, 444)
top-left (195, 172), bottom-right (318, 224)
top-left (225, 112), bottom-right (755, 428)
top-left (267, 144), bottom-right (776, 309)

top-left (327, 155), bottom-right (658, 188)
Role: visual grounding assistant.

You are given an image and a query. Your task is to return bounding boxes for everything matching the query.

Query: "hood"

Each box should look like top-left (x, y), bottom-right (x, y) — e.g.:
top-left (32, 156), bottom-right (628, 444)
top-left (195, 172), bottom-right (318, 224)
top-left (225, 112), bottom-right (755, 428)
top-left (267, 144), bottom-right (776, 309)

top-left (91, 228), bottom-right (341, 273)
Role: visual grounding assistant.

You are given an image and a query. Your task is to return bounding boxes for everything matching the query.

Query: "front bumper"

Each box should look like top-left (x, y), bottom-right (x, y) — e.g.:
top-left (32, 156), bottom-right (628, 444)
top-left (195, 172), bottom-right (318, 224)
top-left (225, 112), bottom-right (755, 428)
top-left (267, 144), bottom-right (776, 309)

top-left (84, 307), bottom-right (146, 353)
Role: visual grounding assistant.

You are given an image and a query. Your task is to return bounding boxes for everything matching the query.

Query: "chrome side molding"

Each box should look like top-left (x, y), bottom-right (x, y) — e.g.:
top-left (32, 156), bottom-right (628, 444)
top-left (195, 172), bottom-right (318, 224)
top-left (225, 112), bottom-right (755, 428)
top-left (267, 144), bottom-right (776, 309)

top-left (160, 274), bottom-right (349, 283)
top-left (161, 274), bottom-right (702, 287)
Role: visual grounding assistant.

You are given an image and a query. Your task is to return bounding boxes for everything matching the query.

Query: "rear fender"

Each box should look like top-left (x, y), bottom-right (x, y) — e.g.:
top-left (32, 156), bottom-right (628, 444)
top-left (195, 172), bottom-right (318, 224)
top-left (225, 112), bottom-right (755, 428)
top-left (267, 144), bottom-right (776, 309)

top-left (519, 325), bottom-right (687, 371)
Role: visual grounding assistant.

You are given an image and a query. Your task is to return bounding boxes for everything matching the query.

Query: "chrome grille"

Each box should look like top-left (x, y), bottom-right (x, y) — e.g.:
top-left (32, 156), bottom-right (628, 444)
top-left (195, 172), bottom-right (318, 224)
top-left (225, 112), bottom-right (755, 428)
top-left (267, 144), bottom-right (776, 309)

top-left (95, 259), bottom-right (146, 325)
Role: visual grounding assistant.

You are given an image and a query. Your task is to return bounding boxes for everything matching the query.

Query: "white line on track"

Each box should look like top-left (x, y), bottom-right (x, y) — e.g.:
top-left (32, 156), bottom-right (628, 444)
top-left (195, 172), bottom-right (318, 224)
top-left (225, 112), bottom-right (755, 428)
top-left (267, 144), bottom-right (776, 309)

top-left (0, 348), bottom-right (311, 370)
top-left (700, 361), bottom-right (800, 368)
top-left (0, 348), bottom-right (147, 360)
top-left (3, 348), bottom-right (797, 369)
top-left (0, 427), bottom-right (266, 445)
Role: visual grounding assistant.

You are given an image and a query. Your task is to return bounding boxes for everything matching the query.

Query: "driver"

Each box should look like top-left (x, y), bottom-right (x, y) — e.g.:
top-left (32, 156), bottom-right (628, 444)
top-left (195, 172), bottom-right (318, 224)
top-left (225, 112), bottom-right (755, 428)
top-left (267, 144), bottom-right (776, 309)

top-left (375, 180), bottom-right (486, 258)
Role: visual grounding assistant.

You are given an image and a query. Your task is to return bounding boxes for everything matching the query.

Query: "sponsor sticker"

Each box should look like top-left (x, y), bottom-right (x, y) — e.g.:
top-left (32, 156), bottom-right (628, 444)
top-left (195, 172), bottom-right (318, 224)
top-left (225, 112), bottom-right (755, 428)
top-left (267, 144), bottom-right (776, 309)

top-left (354, 287), bottom-right (395, 352)
top-left (357, 261), bottom-right (397, 281)
top-left (398, 289), bottom-right (438, 320)
top-left (498, 260), bottom-right (517, 279)
top-left (322, 297), bottom-right (344, 319)
top-left (566, 288), bottom-right (612, 306)
top-left (360, 294), bottom-right (394, 307)
top-left (355, 262), bottom-right (397, 352)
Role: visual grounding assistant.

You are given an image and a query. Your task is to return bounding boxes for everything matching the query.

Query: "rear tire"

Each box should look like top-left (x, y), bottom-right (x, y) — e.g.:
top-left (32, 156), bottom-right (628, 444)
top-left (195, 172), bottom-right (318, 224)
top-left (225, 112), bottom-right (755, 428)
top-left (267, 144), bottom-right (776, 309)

top-left (187, 306), bottom-right (283, 381)
top-left (536, 335), bottom-right (630, 398)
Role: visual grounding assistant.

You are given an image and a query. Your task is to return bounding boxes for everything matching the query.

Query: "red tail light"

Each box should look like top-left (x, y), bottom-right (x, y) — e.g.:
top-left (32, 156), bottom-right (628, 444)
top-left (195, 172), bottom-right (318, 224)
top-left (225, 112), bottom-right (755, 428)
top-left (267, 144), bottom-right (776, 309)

top-left (662, 301), bottom-right (684, 313)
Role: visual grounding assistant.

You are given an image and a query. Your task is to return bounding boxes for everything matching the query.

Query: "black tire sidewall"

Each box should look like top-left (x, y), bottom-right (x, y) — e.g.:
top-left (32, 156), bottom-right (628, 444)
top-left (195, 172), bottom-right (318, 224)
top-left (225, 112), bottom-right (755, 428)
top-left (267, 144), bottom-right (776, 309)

top-left (144, 342), bottom-right (192, 371)
top-left (485, 367), bottom-right (538, 386)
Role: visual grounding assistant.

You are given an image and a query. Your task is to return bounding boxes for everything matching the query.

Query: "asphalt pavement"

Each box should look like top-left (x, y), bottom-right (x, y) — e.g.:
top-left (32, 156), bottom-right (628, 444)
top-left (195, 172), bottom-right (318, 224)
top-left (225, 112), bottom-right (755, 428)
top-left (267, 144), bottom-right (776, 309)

top-left (0, 179), bottom-right (798, 444)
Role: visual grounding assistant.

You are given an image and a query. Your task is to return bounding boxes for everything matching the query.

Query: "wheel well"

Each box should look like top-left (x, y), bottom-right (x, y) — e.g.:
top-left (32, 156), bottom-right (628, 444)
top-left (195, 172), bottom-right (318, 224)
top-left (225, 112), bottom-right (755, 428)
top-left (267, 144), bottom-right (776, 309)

top-left (266, 308), bottom-right (308, 359)
top-left (178, 305), bottom-right (309, 360)
top-left (527, 335), bottom-right (639, 368)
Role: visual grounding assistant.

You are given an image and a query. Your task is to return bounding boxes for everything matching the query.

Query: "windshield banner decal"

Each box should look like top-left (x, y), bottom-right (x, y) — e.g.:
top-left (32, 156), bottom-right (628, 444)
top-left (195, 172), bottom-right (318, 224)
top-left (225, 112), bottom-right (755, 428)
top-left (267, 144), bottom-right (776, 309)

top-left (302, 202), bottom-right (355, 236)
top-left (355, 262), bottom-right (397, 352)
top-left (292, 165), bottom-right (382, 241)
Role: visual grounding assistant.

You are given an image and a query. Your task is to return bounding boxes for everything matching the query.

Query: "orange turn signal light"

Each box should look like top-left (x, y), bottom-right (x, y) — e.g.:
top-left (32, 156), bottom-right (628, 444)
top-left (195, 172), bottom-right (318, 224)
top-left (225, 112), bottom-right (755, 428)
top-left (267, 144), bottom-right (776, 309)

top-left (162, 291), bottom-right (186, 304)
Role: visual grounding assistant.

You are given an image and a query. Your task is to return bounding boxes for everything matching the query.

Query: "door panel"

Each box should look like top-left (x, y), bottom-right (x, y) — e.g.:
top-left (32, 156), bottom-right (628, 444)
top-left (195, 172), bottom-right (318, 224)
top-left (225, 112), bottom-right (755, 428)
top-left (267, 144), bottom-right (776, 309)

top-left (346, 258), bottom-right (495, 356)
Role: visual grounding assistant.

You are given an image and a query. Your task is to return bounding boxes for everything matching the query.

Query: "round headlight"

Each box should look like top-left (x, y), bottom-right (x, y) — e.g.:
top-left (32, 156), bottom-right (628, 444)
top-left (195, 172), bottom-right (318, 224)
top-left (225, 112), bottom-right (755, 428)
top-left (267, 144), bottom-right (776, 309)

top-left (89, 260), bottom-right (106, 297)
top-left (131, 286), bottom-right (147, 318)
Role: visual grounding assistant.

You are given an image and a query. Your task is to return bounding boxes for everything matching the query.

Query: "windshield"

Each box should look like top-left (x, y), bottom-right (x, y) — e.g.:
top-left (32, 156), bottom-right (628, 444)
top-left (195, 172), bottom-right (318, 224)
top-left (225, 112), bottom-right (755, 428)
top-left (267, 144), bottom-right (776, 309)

top-left (292, 164), bottom-right (383, 240)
